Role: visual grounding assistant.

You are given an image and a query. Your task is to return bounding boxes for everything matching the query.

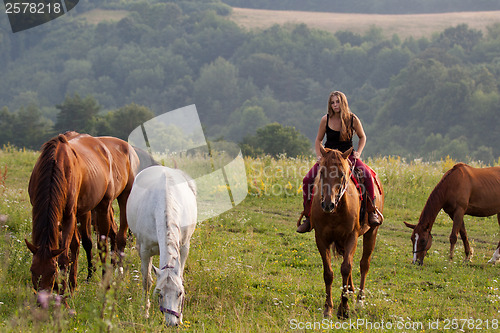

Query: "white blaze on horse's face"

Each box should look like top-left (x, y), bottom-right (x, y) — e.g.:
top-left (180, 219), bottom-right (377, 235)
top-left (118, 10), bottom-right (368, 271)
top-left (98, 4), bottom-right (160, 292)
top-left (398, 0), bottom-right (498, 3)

top-left (156, 270), bottom-right (185, 326)
top-left (411, 229), bottom-right (432, 265)
top-left (413, 233), bottom-right (419, 264)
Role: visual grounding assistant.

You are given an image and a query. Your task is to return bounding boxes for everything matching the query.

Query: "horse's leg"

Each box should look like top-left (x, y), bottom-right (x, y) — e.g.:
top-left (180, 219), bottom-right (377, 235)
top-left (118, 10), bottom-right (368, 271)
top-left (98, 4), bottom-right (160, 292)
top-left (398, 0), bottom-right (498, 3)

top-left (94, 200), bottom-right (112, 276)
top-left (179, 243), bottom-right (191, 279)
top-left (338, 234), bottom-right (357, 320)
top-left (488, 214), bottom-right (500, 264)
top-left (358, 227), bottom-right (378, 305)
top-left (107, 206), bottom-right (118, 267)
top-left (68, 228), bottom-right (80, 293)
top-left (58, 212), bottom-right (77, 296)
top-left (140, 245), bottom-right (153, 318)
top-left (488, 241), bottom-right (500, 264)
top-left (116, 193), bottom-right (130, 267)
top-left (316, 237), bottom-right (334, 318)
top-left (459, 221), bottom-right (473, 262)
top-left (449, 208), bottom-right (465, 261)
top-left (78, 212), bottom-right (94, 280)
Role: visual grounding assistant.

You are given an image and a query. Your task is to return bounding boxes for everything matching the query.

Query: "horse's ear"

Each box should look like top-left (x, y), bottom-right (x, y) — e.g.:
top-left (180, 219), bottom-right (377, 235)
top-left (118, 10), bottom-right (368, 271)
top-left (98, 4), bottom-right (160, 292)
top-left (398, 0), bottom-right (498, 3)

top-left (25, 239), bottom-right (38, 254)
top-left (50, 248), bottom-right (65, 258)
top-left (403, 222), bottom-right (416, 229)
top-left (342, 147), bottom-right (353, 160)
top-left (152, 264), bottom-right (160, 276)
top-left (319, 145), bottom-right (327, 157)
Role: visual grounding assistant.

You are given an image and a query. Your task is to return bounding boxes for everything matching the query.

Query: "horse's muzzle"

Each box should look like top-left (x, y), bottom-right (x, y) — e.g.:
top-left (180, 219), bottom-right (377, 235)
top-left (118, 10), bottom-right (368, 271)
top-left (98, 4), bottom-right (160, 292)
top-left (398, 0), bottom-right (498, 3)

top-left (412, 258), bottom-right (424, 266)
top-left (321, 200), bottom-right (336, 213)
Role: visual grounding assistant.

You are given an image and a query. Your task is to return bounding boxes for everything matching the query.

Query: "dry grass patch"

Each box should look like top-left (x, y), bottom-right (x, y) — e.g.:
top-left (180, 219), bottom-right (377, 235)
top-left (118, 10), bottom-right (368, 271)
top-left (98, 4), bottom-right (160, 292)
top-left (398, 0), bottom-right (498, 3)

top-left (230, 7), bottom-right (500, 39)
top-left (77, 9), bottom-right (129, 25)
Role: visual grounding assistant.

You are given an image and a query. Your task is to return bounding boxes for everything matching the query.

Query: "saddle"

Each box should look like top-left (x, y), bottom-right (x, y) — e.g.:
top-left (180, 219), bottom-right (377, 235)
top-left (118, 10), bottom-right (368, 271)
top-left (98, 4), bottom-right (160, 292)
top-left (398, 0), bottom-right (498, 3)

top-left (351, 164), bottom-right (382, 224)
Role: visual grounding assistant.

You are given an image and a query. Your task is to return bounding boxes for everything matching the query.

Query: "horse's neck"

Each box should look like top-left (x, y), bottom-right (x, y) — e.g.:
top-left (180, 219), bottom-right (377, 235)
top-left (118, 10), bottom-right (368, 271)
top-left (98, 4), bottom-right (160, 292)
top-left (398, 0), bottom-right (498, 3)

top-left (417, 183), bottom-right (447, 231)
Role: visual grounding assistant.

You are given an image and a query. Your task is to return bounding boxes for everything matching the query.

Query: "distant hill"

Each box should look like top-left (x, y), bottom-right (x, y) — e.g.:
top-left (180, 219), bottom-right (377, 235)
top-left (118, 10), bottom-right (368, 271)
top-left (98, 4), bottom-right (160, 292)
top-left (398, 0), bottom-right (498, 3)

top-left (229, 7), bottom-right (500, 38)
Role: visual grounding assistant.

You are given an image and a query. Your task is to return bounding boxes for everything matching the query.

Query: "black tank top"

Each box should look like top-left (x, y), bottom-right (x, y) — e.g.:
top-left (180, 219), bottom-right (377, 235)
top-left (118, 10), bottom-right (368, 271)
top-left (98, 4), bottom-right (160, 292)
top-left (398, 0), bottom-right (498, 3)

top-left (324, 114), bottom-right (353, 153)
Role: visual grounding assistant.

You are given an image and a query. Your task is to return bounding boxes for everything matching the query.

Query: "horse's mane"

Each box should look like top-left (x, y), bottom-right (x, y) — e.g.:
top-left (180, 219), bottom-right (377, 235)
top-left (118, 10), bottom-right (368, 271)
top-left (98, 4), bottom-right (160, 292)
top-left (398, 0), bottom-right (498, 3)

top-left (31, 135), bottom-right (69, 248)
top-left (418, 163), bottom-right (467, 229)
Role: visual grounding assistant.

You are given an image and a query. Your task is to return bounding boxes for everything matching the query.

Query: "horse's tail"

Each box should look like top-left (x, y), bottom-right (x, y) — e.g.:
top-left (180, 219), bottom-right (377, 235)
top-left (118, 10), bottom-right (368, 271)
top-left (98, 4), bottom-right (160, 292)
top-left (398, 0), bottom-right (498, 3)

top-left (128, 145), bottom-right (141, 176)
top-left (132, 146), bottom-right (159, 173)
top-left (30, 135), bottom-right (69, 246)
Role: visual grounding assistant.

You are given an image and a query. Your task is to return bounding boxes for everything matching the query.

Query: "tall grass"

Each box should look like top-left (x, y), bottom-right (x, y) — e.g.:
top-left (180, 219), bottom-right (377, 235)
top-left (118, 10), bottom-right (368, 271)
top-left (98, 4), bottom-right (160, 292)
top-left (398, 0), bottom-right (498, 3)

top-left (0, 147), bottom-right (499, 332)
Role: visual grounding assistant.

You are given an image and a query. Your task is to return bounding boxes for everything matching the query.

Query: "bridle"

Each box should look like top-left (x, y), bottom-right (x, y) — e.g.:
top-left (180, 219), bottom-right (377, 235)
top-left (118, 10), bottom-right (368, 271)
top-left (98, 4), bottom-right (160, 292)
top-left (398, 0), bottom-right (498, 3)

top-left (159, 300), bottom-right (184, 319)
top-left (320, 157), bottom-right (356, 211)
top-left (158, 265), bottom-right (184, 319)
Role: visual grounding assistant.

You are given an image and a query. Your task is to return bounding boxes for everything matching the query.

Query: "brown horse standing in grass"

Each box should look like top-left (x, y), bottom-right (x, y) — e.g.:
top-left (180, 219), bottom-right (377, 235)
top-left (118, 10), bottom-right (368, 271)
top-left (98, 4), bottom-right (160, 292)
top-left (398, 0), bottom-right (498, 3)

top-left (404, 163), bottom-right (500, 266)
top-left (25, 132), bottom-right (139, 296)
top-left (311, 146), bottom-right (384, 319)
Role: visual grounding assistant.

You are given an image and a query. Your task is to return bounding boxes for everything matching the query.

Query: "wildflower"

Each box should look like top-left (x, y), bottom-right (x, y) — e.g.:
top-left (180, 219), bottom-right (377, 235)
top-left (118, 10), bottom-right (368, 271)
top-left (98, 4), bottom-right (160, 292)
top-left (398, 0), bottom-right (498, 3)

top-left (54, 295), bottom-right (62, 308)
top-left (37, 290), bottom-right (50, 309)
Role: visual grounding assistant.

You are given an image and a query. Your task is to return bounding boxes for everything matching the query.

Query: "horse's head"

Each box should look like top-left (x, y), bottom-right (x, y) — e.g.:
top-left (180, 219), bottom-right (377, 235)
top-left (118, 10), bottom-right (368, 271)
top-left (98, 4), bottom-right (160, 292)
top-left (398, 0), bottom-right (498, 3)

top-left (153, 265), bottom-right (185, 327)
top-left (318, 146), bottom-right (353, 213)
top-left (25, 239), bottom-right (64, 292)
top-left (404, 222), bottom-right (433, 265)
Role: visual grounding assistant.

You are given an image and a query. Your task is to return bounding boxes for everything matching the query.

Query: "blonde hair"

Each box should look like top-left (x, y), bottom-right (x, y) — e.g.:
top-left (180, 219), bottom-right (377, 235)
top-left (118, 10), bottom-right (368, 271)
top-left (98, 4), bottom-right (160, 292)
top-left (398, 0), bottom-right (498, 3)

top-left (327, 91), bottom-right (353, 141)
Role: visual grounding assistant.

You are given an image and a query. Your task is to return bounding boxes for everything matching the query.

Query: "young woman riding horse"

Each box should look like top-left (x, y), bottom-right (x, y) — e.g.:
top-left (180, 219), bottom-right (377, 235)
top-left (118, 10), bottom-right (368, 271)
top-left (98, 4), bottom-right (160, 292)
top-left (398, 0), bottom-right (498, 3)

top-left (297, 91), bottom-right (382, 233)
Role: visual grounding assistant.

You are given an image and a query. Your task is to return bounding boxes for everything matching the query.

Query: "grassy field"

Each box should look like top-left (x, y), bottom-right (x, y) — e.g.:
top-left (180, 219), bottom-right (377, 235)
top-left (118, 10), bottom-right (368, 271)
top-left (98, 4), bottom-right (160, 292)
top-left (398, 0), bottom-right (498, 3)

top-left (0, 147), bottom-right (499, 332)
top-left (229, 8), bottom-right (500, 39)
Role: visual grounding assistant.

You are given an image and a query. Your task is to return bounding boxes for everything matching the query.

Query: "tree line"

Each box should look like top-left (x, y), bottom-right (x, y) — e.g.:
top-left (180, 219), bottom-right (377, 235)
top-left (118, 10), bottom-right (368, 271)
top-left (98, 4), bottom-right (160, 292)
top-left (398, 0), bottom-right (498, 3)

top-left (1, 0), bottom-right (500, 162)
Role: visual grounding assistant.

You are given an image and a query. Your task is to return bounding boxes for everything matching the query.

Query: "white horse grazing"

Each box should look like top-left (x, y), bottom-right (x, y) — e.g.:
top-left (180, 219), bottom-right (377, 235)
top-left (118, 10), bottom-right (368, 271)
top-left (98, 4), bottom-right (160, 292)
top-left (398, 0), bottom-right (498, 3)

top-left (127, 165), bottom-right (197, 326)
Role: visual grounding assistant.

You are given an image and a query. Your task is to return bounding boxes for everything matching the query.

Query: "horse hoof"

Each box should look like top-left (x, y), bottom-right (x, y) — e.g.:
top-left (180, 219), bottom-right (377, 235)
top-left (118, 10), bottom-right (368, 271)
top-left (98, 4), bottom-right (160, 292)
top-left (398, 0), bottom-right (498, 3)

top-left (337, 310), bottom-right (349, 320)
top-left (323, 308), bottom-right (333, 318)
top-left (465, 248), bottom-right (474, 262)
top-left (337, 305), bottom-right (349, 320)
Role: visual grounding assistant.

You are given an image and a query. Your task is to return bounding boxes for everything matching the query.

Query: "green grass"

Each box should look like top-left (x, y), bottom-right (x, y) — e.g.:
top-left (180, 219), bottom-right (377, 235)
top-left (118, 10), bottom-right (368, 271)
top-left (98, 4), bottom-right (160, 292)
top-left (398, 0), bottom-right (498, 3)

top-left (0, 148), bottom-right (499, 332)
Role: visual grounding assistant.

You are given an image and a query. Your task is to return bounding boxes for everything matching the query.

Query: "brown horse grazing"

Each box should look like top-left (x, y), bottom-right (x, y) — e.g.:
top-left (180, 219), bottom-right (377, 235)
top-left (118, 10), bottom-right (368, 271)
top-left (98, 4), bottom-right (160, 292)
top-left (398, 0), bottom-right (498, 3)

top-left (404, 162), bottom-right (500, 266)
top-left (25, 131), bottom-right (139, 295)
top-left (311, 146), bottom-right (384, 319)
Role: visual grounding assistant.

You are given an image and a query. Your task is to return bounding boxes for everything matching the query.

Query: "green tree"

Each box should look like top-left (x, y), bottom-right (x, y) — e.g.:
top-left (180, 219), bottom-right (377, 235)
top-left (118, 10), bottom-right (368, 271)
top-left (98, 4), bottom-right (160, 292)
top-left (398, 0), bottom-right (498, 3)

top-left (54, 94), bottom-right (100, 135)
top-left (239, 53), bottom-right (306, 101)
top-left (435, 24), bottom-right (483, 52)
top-left (194, 57), bottom-right (240, 128)
top-left (107, 103), bottom-right (155, 140)
top-left (226, 105), bottom-right (269, 141)
top-left (12, 104), bottom-right (51, 149)
top-left (0, 107), bottom-right (14, 146)
top-left (241, 122), bottom-right (312, 158)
